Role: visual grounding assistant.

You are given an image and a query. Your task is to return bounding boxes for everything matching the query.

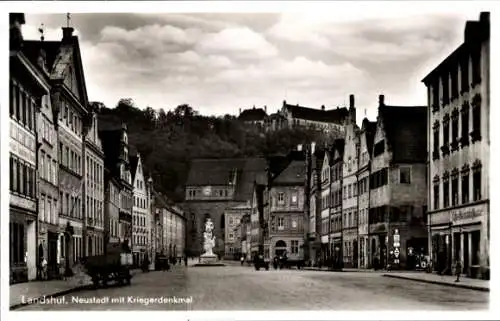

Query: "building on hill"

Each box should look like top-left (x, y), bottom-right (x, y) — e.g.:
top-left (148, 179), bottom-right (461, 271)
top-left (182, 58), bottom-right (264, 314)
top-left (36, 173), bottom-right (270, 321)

top-left (238, 106), bottom-right (268, 127)
top-left (369, 95), bottom-right (428, 270)
top-left (280, 99), bottom-right (350, 135)
top-left (422, 12), bottom-right (489, 279)
top-left (182, 157), bottom-right (267, 257)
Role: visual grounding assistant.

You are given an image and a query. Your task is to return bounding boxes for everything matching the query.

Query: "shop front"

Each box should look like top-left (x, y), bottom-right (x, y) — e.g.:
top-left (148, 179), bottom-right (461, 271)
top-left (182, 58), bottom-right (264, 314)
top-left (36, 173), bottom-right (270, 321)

top-left (429, 210), bottom-right (452, 274)
top-left (10, 205), bottom-right (37, 283)
top-left (450, 201), bottom-right (489, 279)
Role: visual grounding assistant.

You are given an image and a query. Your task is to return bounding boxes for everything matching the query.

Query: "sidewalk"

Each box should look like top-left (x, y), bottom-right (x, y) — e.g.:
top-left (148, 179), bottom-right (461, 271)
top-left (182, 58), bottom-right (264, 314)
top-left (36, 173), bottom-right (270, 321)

top-left (9, 270), bottom-right (92, 310)
top-left (10, 268), bottom-right (142, 310)
top-left (303, 266), bottom-right (379, 273)
top-left (383, 271), bottom-right (490, 292)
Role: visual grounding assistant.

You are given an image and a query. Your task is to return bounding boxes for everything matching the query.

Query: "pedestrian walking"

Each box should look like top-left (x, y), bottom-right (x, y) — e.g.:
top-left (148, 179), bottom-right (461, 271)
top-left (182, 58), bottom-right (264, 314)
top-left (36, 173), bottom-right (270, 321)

top-left (41, 257), bottom-right (48, 280)
top-left (455, 259), bottom-right (462, 282)
top-left (240, 256), bottom-right (244, 266)
top-left (184, 256), bottom-right (188, 267)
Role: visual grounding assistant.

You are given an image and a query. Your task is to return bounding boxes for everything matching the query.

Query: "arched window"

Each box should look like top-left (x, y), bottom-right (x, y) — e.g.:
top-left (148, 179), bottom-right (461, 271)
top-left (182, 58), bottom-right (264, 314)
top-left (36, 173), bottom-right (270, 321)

top-left (275, 240), bottom-right (287, 248)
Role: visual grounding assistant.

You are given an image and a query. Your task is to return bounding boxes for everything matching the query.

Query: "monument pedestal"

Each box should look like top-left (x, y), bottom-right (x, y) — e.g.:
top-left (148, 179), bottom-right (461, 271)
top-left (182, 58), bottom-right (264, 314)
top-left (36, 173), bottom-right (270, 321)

top-left (194, 254), bottom-right (225, 267)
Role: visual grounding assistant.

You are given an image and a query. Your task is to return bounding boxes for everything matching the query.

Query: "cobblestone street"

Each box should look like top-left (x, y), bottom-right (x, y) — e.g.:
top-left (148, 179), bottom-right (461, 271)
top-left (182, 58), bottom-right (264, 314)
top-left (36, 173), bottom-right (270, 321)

top-left (17, 264), bottom-right (488, 311)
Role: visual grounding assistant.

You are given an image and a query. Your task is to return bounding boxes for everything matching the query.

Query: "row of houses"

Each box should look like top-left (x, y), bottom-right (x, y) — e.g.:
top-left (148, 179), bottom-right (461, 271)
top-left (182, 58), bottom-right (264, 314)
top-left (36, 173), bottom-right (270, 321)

top-left (185, 12), bottom-right (489, 279)
top-left (9, 13), bottom-right (186, 284)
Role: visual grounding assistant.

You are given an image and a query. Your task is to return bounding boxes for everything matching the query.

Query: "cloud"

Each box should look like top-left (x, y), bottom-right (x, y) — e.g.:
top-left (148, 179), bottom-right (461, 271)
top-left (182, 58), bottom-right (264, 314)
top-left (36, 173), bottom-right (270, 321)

top-left (196, 26), bottom-right (278, 59)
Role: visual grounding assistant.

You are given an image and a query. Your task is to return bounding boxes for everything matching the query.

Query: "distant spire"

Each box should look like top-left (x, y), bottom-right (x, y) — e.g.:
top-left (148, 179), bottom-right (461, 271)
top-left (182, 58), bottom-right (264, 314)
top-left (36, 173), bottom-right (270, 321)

top-left (66, 13), bottom-right (71, 28)
top-left (364, 109), bottom-right (367, 117)
top-left (38, 23), bottom-right (45, 41)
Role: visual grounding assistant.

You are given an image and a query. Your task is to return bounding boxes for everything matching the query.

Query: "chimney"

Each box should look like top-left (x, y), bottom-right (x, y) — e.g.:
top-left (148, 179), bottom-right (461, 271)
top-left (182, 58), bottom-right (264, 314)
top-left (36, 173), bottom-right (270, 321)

top-left (480, 12), bottom-right (490, 23)
top-left (9, 13), bottom-right (26, 51)
top-left (264, 105), bottom-right (267, 113)
top-left (379, 94), bottom-right (385, 107)
top-left (349, 94), bottom-right (355, 109)
top-left (321, 105), bottom-right (325, 111)
top-left (62, 27), bottom-right (74, 43)
top-left (239, 108), bottom-right (241, 115)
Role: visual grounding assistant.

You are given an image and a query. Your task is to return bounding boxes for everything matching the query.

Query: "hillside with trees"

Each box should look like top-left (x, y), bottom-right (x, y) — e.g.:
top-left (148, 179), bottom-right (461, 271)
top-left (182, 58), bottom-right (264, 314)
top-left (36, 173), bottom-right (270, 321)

top-left (96, 98), bottom-right (340, 202)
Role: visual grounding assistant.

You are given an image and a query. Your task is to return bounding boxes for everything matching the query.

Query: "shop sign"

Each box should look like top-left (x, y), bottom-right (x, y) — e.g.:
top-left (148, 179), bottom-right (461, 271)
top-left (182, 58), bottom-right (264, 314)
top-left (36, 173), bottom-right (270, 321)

top-left (451, 207), bottom-right (483, 222)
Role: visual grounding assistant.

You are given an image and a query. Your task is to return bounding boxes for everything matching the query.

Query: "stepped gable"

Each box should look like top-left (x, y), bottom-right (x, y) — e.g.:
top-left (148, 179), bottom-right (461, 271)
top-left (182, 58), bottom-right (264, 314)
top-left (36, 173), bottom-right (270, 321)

top-left (379, 105), bottom-right (427, 163)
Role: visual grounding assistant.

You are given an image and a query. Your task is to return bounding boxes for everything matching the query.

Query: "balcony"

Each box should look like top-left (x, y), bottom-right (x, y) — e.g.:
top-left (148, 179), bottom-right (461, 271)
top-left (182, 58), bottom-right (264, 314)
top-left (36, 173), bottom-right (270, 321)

top-left (440, 144), bottom-right (450, 157)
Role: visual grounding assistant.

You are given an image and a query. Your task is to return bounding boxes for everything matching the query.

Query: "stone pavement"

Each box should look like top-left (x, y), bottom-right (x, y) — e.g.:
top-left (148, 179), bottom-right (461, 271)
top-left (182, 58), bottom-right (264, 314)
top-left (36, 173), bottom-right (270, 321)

top-left (383, 271), bottom-right (490, 292)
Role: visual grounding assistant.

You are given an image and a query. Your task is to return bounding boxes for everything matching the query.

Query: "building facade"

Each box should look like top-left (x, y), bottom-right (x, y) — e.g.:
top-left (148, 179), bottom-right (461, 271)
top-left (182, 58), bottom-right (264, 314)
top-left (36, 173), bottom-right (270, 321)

top-left (341, 96), bottom-right (359, 268)
top-left (423, 12), bottom-right (490, 279)
top-left (153, 195), bottom-right (186, 259)
top-left (369, 95), bottom-right (428, 270)
top-left (104, 168), bottom-right (121, 246)
top-left (183, 157), bottom-right (267, 257)
top-left (319, 150), bottom-right (332, 264)
top-left (131, 153), bottom-right (150, 266)
top-left (356, 119), bottom-right (377, 268)
top-left (224, 203), bottom-right (250, 259)
top-left (83, 105), bottom-right (105, 257)
top-left (329, 140), bottom-right (344, 269)
top-left (281, 101), bottom-right (348, 135)
top-left (9, 13), bottom-right (49, 283)
top-left (267, 155), bottom-right (306, 262)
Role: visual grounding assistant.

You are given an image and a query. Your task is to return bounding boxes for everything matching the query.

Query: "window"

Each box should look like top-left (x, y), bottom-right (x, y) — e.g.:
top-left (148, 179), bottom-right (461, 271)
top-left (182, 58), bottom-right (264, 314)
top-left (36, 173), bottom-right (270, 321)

top-left (461, 58), bottom-right (469, 93)
top-left (473, 164), bottom-right (482, 201)
top-left (229, 233), bottom-right (234, 240)
top-left (451, 172), bottom-right (458, 206)
top-left (10, 223), bottom-right (25, 265)
top-left (291, 192), bottom-right (298, 205)
top-left (433, 181), bottom-right (440, 210)
top-left (472, 49), bottom-right (481, 85)
top-left (40, 151), bottom-right (45, 180)
top-left (451, 68), bottom-right (458, 100)
top-left (277, 217), bottom-right (284, 230)
top-left (291, 240), bottom-right (299, 254)
top-left (443, 177), bottom-right (449, 208)
top-left (348, 185), bottom-right (352, 198)
top-left (47, 198), bottom-right (52, 225)
top-left (40, 194), bottom-right (46, 222)
top-left (353, 182), bottom-right (357, 197)
top-left (400, 167), bottom-right (411, 184)
top-left (442, 74), bottom-right (449, 106)
top-left (278, 193), bottom-right (285, 205)
top-left (433, 121), bottom-right (440, 160)
top-left (471, 94), bottom-right (481, 142)
top-left (343, 186), bottom-right (347, 200)
top-left (442, 115), bottom-right (450, 154)
top-left (292, 219), bottom-right (297, 229)
top-left (451, 109), bottom-right (459, 151)
top-left (462, 168), bottom-right (469, 204)
top-left (461, 102), bottom-right (470, 147)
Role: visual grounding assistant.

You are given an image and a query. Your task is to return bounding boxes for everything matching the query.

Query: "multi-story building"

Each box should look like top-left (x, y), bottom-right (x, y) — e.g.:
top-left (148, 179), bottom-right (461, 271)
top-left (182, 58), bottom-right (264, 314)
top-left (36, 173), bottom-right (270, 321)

top-left (319, 148), bottom-right (332, 264)
top-left (99, 124), bottom-right (133, 249)
top-left (83, 104), bottom-right (105, 257)
top-left (267, 151), bottom-right (306, 262)
top-left (224, 203), bottom-right (250, 259)
top-left (280, 100), bottom-right (348, 135)
top-left (238, 106), bottom-right (268, 128)
top-left (183, 157), bottom-right (267, 257)
top-left (104, 168), bottom-right (121, 246)
top-left (9, 13), bottom-right (49, 283)
top-left (305, 145), bottom-right (323, 265)
top-left (369, 95), bottom-right (428, 270)
top-left (250, 182), bottom-right (266, 260)
top-left (23, 24), bottom-right (90, 273)
top-left (330, 139), bottom-right (344, 269)
top-left (341, 95), bottom-right (360, 268)
top-left (239, 213), bottom-right (251, 261)
top-left (153, 193), bottom-right (186, 259)
top-left (423, 12), bottom-right (489, 279)
top-left (356, 118), bottom-right (377, 269)
top-left (130, 152), bottom-right (149, 266)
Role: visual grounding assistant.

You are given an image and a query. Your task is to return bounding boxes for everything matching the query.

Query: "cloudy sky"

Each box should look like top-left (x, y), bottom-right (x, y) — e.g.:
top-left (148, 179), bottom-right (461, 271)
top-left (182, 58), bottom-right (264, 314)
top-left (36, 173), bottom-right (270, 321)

top-left (23, 7), bottom-right (483, 123)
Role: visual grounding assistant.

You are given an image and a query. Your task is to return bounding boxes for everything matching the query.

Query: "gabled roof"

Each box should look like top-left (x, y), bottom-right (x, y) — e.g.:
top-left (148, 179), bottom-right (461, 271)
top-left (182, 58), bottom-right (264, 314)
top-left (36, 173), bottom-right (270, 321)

top-left (283, 101), bottom-right (349, 124)
top-left (22, 29), bottom-right (89, 106)
top-left (272, 160), bottom-right (305, 185)
top-left (379, 105), bottom-right (427, 163)
top-left (129, 154), bottom-right (139, 182)
top-left (238, 107), bottom-right (267, 121)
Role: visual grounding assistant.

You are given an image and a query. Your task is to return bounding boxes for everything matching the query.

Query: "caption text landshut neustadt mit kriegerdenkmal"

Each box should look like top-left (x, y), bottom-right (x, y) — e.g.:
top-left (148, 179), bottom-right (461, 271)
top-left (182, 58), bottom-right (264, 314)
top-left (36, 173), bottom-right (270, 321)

top-left (21, 295), bottom-right (194, 305)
